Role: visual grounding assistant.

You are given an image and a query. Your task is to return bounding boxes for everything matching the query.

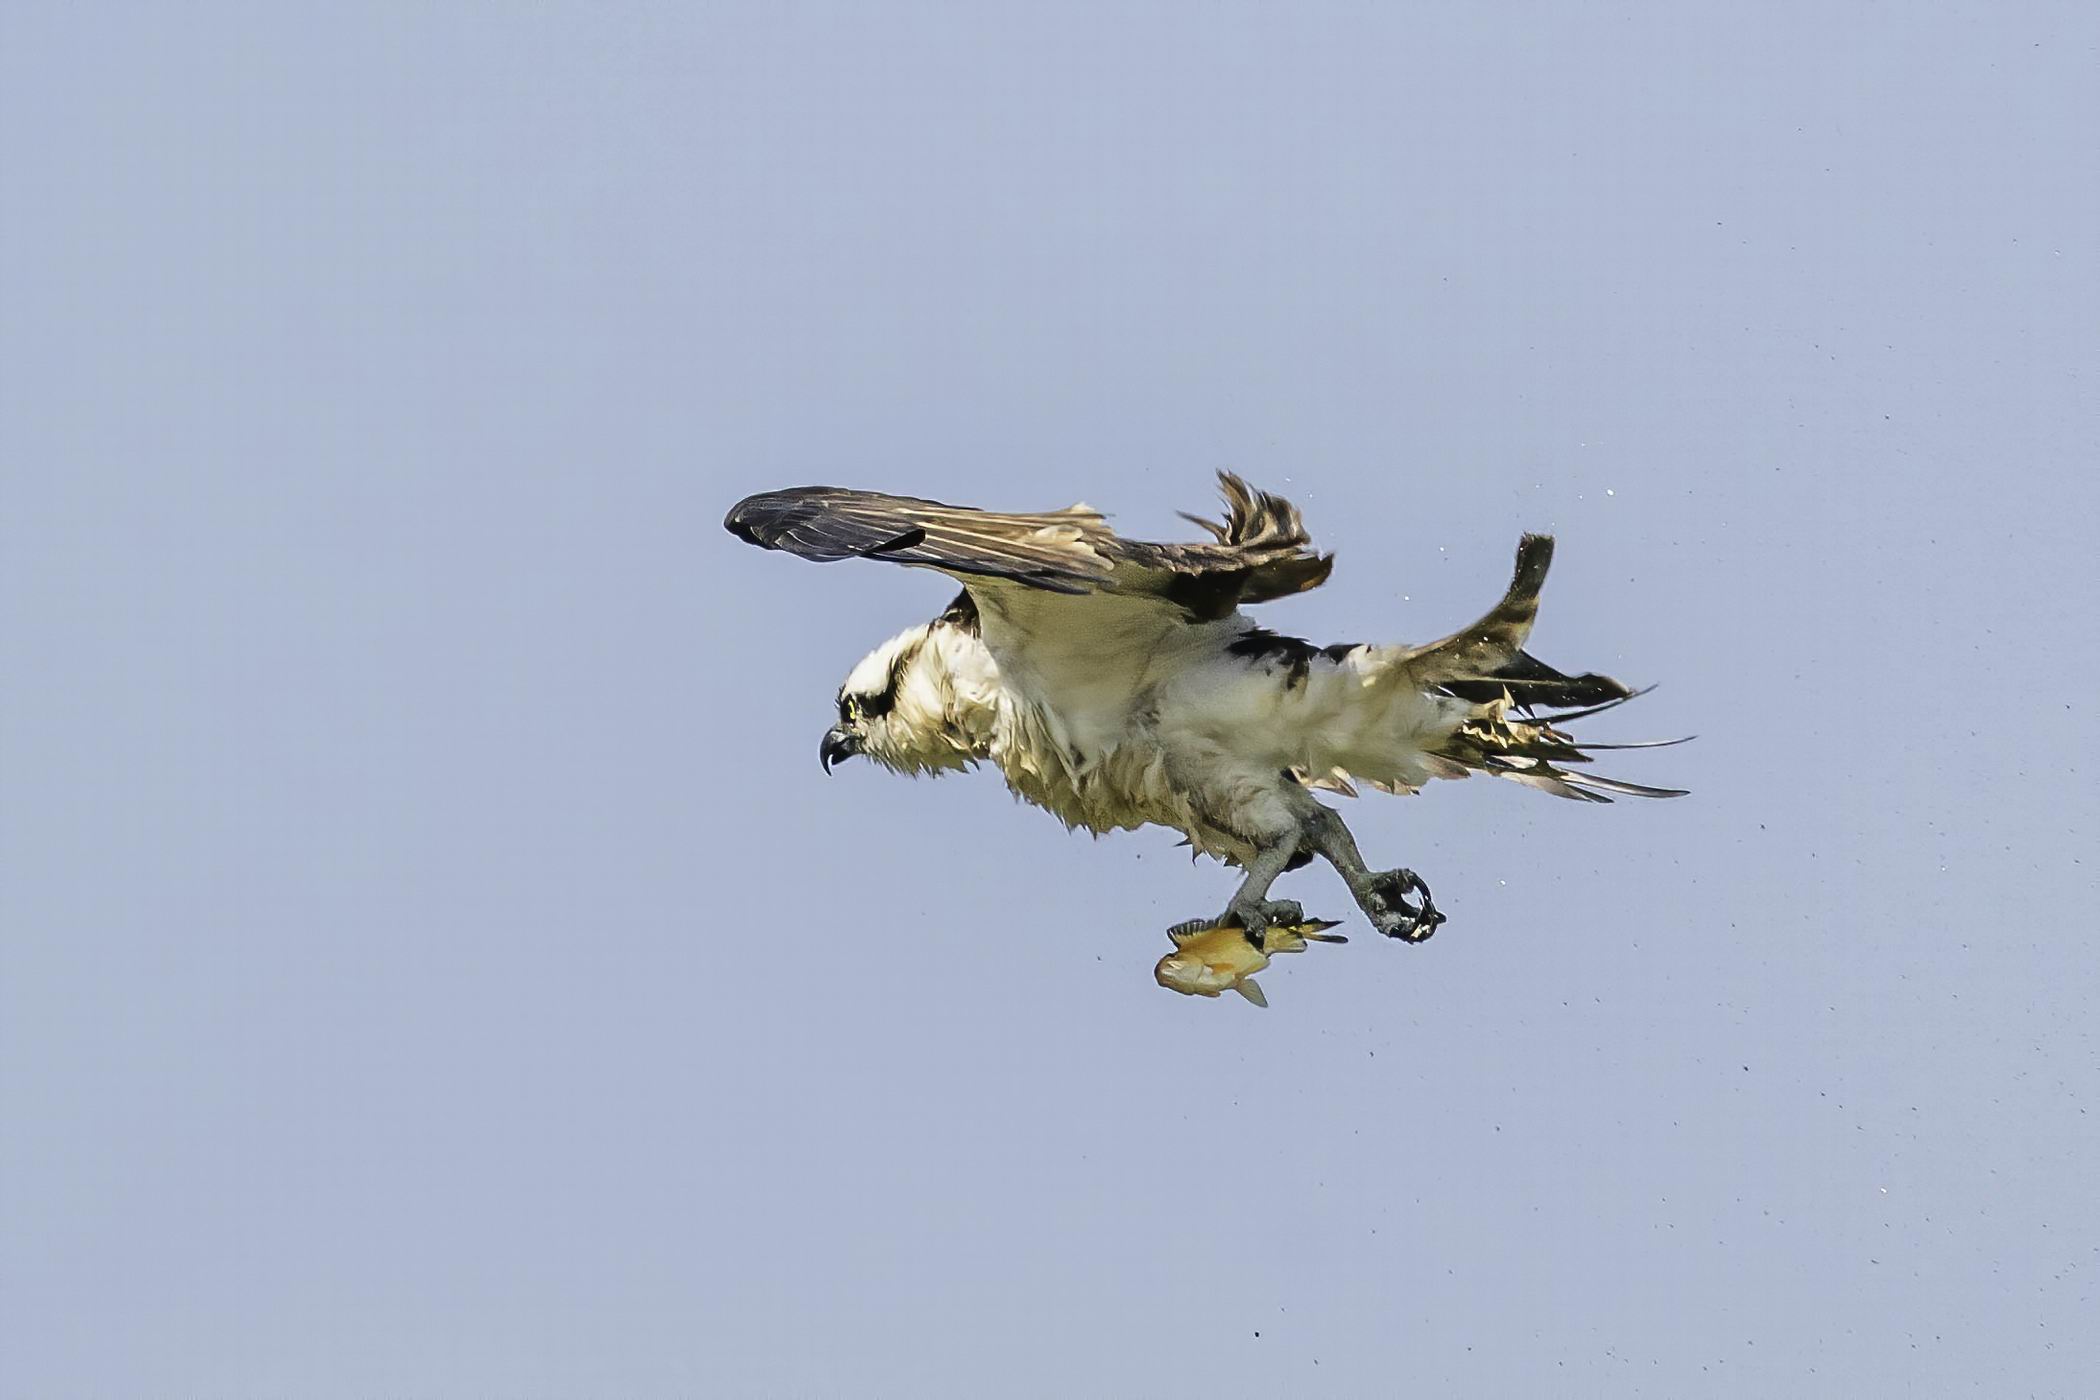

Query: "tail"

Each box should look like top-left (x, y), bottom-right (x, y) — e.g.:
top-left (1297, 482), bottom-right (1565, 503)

top-left (1404, 534), bottom-right (1688, 801)
top-left (1431, 692), bottom-right (1689, 802)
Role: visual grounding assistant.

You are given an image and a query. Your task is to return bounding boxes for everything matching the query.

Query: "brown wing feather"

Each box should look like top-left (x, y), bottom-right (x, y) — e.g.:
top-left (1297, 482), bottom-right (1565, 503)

top-left (724, 472), bottom-right (1331, 619)
top-left (1160, 472), bottom-right (1333, 606)
top-left (723, 486), bottom-right (1113, 593)
top-left (1376, 533), bottom-right (1555, 686)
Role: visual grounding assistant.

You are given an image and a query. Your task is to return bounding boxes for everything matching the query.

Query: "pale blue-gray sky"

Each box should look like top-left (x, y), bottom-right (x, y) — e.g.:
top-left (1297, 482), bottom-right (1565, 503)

top-left (3, 3), bottom-right (2095, 1395)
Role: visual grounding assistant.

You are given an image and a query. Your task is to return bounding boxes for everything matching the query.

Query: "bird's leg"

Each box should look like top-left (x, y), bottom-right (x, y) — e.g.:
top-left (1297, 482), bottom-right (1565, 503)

top-left (1215, 838), bottom-right (1306, 951)
top-left (1297, 799), bottom-right (1446, 942)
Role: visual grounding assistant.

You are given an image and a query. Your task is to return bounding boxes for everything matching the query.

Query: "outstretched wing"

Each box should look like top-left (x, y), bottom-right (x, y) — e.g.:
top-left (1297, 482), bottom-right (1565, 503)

top-left (722, 486), bottom-right (1114, 594)
top-left (723, 473), bottom-right (1331, 621)
top-left (1373, 534), bottom-right (1560, 688)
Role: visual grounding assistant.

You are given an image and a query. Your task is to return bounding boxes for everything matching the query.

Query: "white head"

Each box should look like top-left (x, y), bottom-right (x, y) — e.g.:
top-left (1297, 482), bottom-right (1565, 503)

top-left (819, 601), bottom-right (1001, 778)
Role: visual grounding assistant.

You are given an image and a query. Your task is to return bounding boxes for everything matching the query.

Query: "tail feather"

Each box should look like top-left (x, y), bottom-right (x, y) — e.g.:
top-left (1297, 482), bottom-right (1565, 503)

top-left (1435, 695), bottom-right (1689, 803)
top-left (1519, 684), bottom-right (1654, 725)
top-left (1352, 530), bottom-right (1687, 800)
top-left (1437, 649), bottom-right (1633, 711)
top-left (1563, 735), bottom-right (1696, 752)
top-left (1558, 771), bottom-right (1692, 800)
top-left (1492, 768), bottom-right (1617, 803)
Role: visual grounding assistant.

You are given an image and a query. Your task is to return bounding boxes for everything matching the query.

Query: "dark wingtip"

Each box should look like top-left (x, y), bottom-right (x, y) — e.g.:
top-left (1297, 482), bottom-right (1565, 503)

top-left (723, 496), bottom-right (764, 544)
top-left (725, 491), bottom-right (810, 549)
top-left (1512, 533), bottom-right (1555, 596)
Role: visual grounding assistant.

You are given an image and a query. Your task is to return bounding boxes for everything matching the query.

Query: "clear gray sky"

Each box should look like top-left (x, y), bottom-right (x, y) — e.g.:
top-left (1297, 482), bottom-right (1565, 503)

top-left (3, 3), bottom-right (2095, 1395)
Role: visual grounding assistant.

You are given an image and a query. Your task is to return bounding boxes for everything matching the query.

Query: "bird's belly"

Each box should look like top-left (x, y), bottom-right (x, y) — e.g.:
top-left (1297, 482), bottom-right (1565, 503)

top-left (990, 703), bottom-right (1260, 861)
top-left (1160, 658), bottom-right (1463, 783)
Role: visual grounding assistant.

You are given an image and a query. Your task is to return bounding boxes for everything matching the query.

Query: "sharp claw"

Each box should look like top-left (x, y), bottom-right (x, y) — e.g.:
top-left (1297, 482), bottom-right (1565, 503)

top-left (1223, 898), bottom-right (1307, 952)
top-left (1363, 869), bottom-right (1444, 942)
top-left (1397, 905), bottom-right (1446, 943)
top-left (1228, 908), bottom-right (1271, 952)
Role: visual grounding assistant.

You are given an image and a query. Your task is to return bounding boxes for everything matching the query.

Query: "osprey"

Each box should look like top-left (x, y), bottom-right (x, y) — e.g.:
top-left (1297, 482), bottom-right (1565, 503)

top-left (723, 474), bottom-right (1684, 947)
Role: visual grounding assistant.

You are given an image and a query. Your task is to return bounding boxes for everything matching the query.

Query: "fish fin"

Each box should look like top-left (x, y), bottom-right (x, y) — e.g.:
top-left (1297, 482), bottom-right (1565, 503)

top-left (1165, 918), bottom-right (1216, 945)
top-left (1234, 979), bottom-right (1269, 1008)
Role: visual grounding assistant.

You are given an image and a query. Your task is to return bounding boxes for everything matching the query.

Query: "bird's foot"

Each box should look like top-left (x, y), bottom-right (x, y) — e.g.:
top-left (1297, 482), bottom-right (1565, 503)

top-left (1224, 897), bottom-right (1305, 951)
top-left (1362, 869), bottom-right (1445, 943)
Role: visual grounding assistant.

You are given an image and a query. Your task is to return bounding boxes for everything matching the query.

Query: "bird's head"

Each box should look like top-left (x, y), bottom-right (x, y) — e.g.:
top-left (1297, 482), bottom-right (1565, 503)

top-left (821, 612), bottom-right (999, 778)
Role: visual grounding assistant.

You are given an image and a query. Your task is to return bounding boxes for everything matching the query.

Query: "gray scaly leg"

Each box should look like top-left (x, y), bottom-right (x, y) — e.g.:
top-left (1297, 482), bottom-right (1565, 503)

top-left (1297, 800), bottom-right (1446, 942)
top-left (1219, 837), bottom-right (1306, 950)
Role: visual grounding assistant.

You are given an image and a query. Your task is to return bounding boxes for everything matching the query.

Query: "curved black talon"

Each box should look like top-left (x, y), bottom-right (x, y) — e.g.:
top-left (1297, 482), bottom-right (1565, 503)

top-left (1395, 899), bottom-right (1446, 943)
top-left (1224, 897), bottom-right (1305, 951)
top-left (1364, 869), bottom-right (1445, 943)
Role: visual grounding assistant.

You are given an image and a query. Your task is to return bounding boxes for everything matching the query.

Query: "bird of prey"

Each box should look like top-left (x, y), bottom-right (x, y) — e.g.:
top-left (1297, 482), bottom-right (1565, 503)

top-left (723, 474), bottom-right (1684, 948)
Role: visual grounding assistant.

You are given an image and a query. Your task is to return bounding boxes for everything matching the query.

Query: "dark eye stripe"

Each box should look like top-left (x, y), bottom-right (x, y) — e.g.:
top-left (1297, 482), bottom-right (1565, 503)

top-left (839, 642), bottom-right (915, 723)
top-left (840, 687), bottom-right (897, 722)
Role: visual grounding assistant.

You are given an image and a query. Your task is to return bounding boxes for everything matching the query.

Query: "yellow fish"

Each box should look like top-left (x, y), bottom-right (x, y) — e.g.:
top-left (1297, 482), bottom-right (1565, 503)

top-left (1153, 916), bottom-right (1346, 1007)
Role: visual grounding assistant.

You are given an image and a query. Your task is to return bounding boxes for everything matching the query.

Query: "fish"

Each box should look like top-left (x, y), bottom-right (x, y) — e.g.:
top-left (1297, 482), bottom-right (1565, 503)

top-left (1153, 915), bottom-right (1347, 1007)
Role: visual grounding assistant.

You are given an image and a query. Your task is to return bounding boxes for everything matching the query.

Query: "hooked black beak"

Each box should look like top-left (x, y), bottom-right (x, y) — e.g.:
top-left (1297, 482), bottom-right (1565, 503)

top-left (819, 727), bottom-right (861, 774)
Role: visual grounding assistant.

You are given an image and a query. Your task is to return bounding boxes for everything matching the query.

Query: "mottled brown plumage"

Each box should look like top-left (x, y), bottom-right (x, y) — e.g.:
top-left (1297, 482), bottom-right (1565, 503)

top-left (724, 471), bottom-right (1331, 621)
